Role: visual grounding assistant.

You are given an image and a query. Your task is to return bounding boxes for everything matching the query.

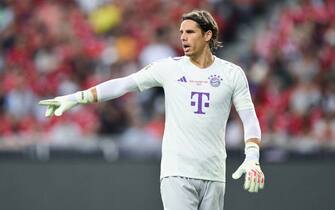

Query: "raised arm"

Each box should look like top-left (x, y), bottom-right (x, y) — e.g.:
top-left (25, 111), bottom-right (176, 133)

top-left (39, 75), bottom-right (138, 117)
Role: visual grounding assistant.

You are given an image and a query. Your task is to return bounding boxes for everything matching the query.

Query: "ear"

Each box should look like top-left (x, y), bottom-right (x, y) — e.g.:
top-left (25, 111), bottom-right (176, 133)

top-left (204, 30), bottom-right (212, 42)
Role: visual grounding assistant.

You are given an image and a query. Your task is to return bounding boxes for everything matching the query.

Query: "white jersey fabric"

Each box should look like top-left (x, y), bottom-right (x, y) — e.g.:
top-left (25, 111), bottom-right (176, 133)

top-left (131, 56), bottom-right (254, 182)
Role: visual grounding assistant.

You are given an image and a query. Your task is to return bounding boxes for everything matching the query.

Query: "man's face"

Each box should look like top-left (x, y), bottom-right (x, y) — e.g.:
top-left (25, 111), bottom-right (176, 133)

top-left (179, 20), bottom-right (210, 57)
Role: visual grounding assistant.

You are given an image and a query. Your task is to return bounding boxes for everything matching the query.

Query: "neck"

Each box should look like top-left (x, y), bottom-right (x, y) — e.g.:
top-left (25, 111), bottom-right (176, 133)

top-left (189, 48), bottom-right (214, 69)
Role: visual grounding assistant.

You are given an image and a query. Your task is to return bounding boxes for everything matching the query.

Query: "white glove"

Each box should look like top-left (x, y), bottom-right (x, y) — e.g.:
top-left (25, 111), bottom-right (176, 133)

top-left (232, 159), bottom-right (265, 193)
top-left (39, 90), bottom-right (94, 117)
top-left (39, 96), bottom-right (78, 117)
top-left (232, 142), bottom-right (265, 193)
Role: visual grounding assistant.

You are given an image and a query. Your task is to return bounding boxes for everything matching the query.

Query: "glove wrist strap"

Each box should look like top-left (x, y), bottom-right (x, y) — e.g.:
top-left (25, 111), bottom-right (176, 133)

top-left (73, 90), bottom-right (94, 104)
top-left (245, 142), bottom-right (260, 161)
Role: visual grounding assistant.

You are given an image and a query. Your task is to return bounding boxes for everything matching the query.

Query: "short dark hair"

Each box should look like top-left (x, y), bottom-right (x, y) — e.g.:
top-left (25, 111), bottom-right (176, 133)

top-left (182, 10), bottom-right (223, 52)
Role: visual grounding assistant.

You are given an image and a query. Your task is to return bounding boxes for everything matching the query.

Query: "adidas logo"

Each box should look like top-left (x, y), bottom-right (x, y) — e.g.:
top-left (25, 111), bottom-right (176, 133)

top-left (177, 76), bottom-right (187, 83)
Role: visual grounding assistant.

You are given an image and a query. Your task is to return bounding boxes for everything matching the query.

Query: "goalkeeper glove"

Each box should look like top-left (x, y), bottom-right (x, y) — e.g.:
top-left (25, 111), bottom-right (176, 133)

top-left (39, 90), bottom-right (94, 117)
top-left (232, 142), bottom-right (265, 193)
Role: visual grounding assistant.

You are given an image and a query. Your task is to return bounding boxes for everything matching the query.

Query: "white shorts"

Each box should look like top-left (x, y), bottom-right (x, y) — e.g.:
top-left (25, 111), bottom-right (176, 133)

top-left (160, 176), bottom-right (226, 210)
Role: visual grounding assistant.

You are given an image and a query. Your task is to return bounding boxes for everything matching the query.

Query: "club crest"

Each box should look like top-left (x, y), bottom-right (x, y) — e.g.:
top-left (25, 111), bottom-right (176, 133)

top-left (208, 75), bottom-right (223, 87)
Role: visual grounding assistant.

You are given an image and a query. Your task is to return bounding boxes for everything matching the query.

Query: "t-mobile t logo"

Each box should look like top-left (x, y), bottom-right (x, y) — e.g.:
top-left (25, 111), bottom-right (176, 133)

top-left (190, 92), bottom-right (210, 114)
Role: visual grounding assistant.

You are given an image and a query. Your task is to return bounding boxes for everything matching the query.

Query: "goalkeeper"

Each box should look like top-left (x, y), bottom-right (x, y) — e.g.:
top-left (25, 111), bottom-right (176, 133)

top-left (40, 10), bottom-right (264, 210)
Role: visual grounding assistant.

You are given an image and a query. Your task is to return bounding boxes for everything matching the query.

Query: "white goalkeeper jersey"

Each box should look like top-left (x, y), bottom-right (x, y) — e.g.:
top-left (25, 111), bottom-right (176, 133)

top-left (131, 56), bottom-right (254, 182)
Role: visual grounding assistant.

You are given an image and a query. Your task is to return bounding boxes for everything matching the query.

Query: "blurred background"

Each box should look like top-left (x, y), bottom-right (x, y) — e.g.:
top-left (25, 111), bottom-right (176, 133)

top-left (0, 0), bottom-right (334, 210)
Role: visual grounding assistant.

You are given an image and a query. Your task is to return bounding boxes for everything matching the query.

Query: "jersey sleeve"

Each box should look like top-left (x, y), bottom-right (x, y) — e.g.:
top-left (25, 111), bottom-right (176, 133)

top-left (232, 67), bottom-right (255, 111)
top-left (130, 59), bottom-right (168, 91)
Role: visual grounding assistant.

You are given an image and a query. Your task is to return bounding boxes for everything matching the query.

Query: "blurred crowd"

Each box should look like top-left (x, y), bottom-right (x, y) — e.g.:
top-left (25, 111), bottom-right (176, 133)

top-left (228, 0), bottom-right (335, 150)
top-left (0, 0), bottom-right (333, 151)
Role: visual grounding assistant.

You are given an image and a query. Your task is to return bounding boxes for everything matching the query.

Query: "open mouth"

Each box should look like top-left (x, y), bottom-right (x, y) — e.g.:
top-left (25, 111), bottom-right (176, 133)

top-left (183, 44), bottom-right (190, 52)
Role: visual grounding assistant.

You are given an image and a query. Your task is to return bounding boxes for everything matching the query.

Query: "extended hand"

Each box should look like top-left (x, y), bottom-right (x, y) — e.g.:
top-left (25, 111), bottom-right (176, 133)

top-left (232, 159), bottom-right (265, 193)
top-left (39, 96), bottom-right (78, 117)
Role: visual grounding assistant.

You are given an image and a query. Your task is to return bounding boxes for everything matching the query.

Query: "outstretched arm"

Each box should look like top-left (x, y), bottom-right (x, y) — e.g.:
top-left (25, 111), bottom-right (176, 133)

top-left (232, 109), bottom-right (265, 193)
top-left (39, 75), bottom-right (138, 117)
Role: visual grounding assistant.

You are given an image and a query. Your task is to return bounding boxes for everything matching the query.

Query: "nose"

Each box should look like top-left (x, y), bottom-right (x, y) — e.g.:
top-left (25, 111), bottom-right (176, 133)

top-left (180, 32), bottom-right (187, 41)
